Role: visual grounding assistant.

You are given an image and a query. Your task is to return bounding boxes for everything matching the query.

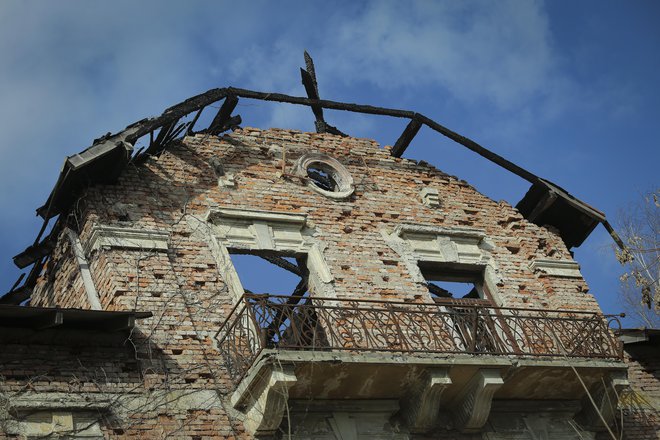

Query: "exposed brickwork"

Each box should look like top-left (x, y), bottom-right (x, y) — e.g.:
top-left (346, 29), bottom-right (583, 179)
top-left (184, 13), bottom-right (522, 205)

top-left (61, 128), bottom-right (600, 309)
top-left (30, 232), bottom-right (87, 309)
top-left (1, 128), bottom-right (631, 439)
top-left (615, 342), bottom-right (660, 439)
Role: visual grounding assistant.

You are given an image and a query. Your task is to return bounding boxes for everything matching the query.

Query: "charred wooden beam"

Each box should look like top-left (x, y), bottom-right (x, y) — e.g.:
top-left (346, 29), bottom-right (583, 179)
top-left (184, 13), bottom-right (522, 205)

top-left (301, 51), bottom-right (325, 132)
top-left (13, 234), bottom-right (56, 269)
top-left (301, 68), bottom-right (324, 124)
top-left (417, 114), bottom-right (539, 184)
top-left (300, 52), bottom-right (347, 136)
top-left (526, 190), bottom-right (558, 223)
top-left (0, 287), bottom-right (31, 305)
top-left (9, 273), bottom-right (25, 293)
top-left (391, 118), bottom-right (423, 157)
top-left (208, 95), bottom-right (240, 134)
top-left (258, 255), bottom-right (302, 277)
top-left (264, 257), bottom-right (309, 338)
top-left (187, 107), bottom-right (204, 135)
top-left (428, 282), bottom-right (452, 298)
top-left (144, 121), bottom-right (176, 156)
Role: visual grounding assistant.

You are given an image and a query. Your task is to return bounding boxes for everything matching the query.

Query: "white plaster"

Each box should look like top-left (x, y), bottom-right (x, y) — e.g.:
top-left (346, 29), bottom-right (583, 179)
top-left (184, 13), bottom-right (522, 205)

top-left (392, 224), bottom-right (488, 265)
top-left (66, 228), bottom-right (102, 310)
top-left (208, 207), bottom-right (306, 225)
top-left (453, 369), bottom-right (504, 432)
top-left (253, 221), bottom-right (275, 249)
top-left (420, 187), bottom-right (441, 208)
top-left (218, 173), bottom-right (236, 187)
top-left (207, 208), bottom-right (336, 303)
top-left (399, 368), bottom-right (452, 433)
top-left (235, 365), bottom-right (298, 435)
top-left (382, 224), bottom-right (504, 305)
top-left (5, 393), bottom-right (109, 438)
top-left (528, 259), bottom-right (583, 278)
top-left (309, 244), bottom-right (334, 283)
top-left (292, 152), bottom-right (355, 200)
top-left (85, 225), bottom-right (169, 255)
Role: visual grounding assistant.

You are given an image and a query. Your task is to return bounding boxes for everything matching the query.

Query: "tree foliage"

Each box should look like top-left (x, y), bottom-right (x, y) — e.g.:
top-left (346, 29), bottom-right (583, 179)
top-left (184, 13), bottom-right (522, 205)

top-left (615, 189), bottom-right (659, 328)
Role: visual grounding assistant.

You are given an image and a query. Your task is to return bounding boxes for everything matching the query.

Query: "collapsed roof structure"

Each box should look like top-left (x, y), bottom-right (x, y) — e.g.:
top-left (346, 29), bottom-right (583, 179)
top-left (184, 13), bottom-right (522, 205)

top-left (2, 52), bottom-right (622, 305)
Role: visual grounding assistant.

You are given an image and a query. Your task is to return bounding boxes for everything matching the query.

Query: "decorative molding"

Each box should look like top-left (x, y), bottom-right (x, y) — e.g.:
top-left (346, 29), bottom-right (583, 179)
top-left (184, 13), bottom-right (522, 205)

top-left (218, 174), bottom-right (236, 187)
top-left (309, 244), bottom-right (334, 283)
top-left (208, 207), bottom-right (306, 225)
top-left (85, 225), bottom-right (169, 255)
top-left (399, 368), bottom-right (452, 433)
top-left (529, 259), bottom-right (582, 278)
top-left (237, 365), bottom-right (298, 435)
top-left (65, 228), bottom-right (102, 310)
top-left (207, 208), bottom-right (334, 292)
top-left (208, 208), bottom-right (310, 252)
top-left (453, 369), bottom-right (504, 432)
top-left (4, 393), bottom-right (110, 437)
top-left (575, 371), bottom-right (629, 431)
top-left (392, 224), bottom-right (487, 264)
top-left (5, 411), bottom-right (104, 438)
top-left (292, 152), bottom-right (355, 200)
top-left (420, 187), bottom-right (441, 208)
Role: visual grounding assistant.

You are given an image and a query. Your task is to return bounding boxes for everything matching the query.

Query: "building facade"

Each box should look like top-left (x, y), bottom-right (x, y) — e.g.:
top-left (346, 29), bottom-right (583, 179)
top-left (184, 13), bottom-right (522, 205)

top-left (0, 69), bottom-right (654, 439)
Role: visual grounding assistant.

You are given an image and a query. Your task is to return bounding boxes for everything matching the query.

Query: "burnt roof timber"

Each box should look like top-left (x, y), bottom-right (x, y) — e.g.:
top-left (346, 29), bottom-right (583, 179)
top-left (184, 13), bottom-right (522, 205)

top-left (208, 95), bottom-right (240, 135)
top-left (5, 84), bottom-right (622, 303)
top-left (391, 118), bottom-right (423, 158)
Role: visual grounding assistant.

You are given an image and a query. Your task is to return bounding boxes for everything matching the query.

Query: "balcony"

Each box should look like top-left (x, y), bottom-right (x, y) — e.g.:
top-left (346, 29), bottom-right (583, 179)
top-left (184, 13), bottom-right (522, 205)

top-left (216, 294), bottom-right (625, 435)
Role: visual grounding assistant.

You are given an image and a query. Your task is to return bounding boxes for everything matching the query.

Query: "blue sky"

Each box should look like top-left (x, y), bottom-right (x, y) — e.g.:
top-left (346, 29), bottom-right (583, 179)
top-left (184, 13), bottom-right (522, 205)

top-left (0, 1), bottom-right (657, 324)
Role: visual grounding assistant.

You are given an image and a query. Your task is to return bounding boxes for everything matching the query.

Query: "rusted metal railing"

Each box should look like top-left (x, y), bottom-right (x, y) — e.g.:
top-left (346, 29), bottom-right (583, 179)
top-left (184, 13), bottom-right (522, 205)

top-left (215, 294), bottom-right (623, 385)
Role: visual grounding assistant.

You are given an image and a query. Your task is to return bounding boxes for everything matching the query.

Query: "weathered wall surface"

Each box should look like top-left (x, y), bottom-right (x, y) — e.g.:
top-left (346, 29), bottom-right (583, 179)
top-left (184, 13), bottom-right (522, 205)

top-left (34, 127), bottom-right (599, 311)
top-left (608, 343), bottom-right (660, 440)
top-left (5, 128), bottom-right (612, 438)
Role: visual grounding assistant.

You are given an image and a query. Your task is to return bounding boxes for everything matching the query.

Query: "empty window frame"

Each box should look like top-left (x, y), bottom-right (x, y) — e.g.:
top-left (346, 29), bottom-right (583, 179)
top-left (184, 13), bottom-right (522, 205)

top-left (228, 249), bottom-right (325, 348)
top-left (418, 262), bottom-right (491, 303)
top-left (418, 262), bottom-right (510, 353)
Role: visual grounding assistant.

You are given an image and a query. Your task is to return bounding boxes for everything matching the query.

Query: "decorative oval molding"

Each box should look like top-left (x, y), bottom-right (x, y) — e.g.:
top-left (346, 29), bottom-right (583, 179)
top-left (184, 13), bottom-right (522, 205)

top-left (293, 152), bottom-right (355, 200)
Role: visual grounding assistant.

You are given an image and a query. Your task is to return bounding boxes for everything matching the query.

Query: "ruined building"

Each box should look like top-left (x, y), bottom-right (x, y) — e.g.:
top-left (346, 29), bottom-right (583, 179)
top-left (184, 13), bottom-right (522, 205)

top-left (1, 56), bottom-right (657, 439)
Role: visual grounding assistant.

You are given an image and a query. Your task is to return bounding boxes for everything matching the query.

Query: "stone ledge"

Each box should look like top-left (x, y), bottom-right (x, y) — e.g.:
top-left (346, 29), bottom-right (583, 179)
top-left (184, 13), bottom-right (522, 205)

top-left (529, 259), bottom-right (582, 278)
top-left (85, 225), bottom-right (169, 255)
top-left (207, 207), bottom-right (307, 225)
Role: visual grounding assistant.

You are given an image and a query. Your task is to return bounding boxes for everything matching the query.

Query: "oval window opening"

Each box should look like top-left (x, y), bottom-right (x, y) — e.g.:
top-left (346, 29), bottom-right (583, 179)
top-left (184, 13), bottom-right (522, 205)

top-left (306, 162), bottom-right (339, 192)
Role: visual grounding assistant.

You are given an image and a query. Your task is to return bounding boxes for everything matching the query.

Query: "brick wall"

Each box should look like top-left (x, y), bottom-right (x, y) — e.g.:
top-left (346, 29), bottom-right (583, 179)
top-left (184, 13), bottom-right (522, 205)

top-left (35, 128), bottom-right (600, 311)
top-left (3, 128), bottom-right (611, 438)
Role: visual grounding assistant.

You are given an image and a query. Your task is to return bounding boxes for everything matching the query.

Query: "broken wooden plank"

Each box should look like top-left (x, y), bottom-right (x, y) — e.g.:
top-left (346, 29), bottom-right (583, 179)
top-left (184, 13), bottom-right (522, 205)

top-left (301, 68), bottom-right (325, 127)
top-left (208, 95), bottom-right (239, 134)
top-left (391, 118), bottom-right (423, 157)
top-left (258, 255), bottom-right (302, 277)
top-left (187, 107), bottom-right (204, 135)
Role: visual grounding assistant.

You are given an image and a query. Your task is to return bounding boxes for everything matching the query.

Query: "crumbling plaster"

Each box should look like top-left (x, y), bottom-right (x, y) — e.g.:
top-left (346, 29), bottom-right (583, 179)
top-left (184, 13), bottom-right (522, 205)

top-left (13, 128), bottom-right (616, 438)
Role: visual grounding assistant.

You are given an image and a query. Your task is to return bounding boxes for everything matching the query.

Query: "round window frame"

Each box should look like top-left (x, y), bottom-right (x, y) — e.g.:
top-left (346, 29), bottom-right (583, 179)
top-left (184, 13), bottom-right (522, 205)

top-left (294, 153), bottom-right (355, 200)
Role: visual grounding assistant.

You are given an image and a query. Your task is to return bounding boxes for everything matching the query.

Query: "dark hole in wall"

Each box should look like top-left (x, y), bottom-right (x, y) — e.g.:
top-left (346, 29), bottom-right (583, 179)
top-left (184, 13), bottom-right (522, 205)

top-left (307, 163), bottom-right (338, 192)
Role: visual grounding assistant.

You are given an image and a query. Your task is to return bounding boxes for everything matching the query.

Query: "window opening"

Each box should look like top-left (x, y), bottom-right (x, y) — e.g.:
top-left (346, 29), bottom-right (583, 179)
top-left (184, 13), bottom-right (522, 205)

top-left (418, 262), bottom-right (507, 353)
top-left (418, 262), bottom-right (487, 302)
top-left (228, 252), bottom-right (304, 295)
top-left (228, 250), bottom-right (324, 348)
top-left (306, 162), bottom-right (339, 192)
top-left (427, 280), bottom-right (479, 299)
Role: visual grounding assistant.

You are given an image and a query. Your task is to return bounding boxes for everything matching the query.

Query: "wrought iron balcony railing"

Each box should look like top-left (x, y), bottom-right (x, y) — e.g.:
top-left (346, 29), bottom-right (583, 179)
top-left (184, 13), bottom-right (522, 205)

top-left (216, 294), bottom-right (623, 386)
